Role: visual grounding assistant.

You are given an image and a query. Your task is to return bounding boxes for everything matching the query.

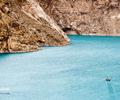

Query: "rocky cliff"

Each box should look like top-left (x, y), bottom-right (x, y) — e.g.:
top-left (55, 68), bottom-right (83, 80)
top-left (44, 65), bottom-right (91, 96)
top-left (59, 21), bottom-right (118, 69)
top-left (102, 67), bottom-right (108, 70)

top-left (0, 0), bottom-right (120, 53)
top-left (39, 0), bottom-right (120, 36)
top-left (0, 0), bottom-right (69, 53)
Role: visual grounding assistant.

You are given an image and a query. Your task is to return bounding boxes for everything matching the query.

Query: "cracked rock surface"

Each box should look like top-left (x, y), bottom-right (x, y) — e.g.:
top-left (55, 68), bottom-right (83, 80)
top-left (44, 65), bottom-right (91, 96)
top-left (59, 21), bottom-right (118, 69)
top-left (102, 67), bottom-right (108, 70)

top-left (40, 0), bottom-right (120, 35)
top-left (0, 0), bottom-right (69, 53)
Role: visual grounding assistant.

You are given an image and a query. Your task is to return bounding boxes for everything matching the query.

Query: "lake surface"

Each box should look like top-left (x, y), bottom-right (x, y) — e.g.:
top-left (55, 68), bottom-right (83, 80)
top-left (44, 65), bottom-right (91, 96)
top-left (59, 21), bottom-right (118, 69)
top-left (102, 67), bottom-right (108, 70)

top-left (0, 35), bottom-right (120, 100)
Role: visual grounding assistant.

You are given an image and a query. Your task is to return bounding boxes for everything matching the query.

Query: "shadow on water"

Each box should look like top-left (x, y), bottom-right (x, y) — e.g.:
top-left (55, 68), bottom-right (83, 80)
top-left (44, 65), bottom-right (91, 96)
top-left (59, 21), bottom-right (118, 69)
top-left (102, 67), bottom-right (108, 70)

top-left (106, 82), bottom-right (116, 100)
top-left (0, 54), bottom-right (10, 59)
top-left (0, 52), bottom-right (31, 58)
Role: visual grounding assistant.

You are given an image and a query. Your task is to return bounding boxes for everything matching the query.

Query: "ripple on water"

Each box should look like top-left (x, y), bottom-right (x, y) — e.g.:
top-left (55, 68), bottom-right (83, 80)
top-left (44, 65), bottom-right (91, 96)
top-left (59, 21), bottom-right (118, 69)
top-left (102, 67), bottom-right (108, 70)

top-left (0, 35), bottom-right (120, 100)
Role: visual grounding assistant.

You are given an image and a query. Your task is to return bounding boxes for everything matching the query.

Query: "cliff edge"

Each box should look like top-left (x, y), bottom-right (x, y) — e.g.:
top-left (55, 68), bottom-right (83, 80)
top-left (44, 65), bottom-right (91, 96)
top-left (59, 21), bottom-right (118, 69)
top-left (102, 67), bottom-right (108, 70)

top-left (0, 0), bottom-right (69, 53)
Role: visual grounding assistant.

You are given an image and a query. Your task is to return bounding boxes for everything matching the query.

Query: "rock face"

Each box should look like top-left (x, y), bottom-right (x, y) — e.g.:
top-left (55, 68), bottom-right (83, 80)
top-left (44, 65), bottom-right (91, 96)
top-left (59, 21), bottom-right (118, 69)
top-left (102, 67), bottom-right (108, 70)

top-left (1, 0), bottom-right (120, 53)
top-left (39, 0), bottom-right (120, 36)
top-left (0, 0), bottom-right (69, 53)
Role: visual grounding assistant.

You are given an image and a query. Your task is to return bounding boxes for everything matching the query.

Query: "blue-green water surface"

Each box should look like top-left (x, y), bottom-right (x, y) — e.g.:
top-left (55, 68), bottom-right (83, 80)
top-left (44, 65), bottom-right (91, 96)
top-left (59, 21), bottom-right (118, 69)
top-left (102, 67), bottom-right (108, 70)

top-left (0, 35), bottom-right (120, 100)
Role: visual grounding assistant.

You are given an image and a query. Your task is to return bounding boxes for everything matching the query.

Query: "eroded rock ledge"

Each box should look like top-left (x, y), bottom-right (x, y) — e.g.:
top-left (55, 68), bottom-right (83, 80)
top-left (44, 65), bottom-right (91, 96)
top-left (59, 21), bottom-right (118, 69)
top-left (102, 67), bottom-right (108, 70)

top-left (0, 0), bottom-right (69, 53)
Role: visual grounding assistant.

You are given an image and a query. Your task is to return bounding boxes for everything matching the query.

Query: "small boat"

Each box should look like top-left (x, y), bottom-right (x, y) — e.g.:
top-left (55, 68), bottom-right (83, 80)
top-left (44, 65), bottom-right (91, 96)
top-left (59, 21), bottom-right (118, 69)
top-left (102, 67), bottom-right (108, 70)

top-left (106, 77), bottom-right (111, 82)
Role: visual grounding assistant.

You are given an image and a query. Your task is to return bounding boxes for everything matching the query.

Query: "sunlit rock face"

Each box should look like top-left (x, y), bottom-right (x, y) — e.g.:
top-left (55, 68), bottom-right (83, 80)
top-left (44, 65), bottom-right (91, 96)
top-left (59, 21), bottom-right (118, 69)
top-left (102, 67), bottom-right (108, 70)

top-left (0, 0), bottom-right (69, 53)
top-left (39, 0), bottom-right (120, 36)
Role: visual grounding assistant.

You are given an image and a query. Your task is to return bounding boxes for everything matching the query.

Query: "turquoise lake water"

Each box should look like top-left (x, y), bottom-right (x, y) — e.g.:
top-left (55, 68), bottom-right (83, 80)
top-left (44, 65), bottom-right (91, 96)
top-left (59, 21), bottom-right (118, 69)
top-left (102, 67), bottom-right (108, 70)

top-left (0, 35), bottom-right (120, 100)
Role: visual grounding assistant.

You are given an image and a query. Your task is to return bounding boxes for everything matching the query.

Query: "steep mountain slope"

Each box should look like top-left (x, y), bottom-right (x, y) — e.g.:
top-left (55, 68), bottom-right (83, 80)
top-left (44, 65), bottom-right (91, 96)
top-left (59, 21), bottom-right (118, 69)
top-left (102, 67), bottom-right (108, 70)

top-left (39, 0), bottom-right (120, 35)
top-left (0, 0), bottom-right (69, 53)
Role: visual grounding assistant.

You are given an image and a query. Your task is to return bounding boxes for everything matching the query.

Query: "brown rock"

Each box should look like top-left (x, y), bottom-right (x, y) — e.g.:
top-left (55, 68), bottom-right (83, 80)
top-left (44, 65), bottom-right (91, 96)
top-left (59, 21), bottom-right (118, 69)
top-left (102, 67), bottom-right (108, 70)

top-left (39, 0), bottom-right (120, 36)
top-left (0, 0), bottom-right (69, 53)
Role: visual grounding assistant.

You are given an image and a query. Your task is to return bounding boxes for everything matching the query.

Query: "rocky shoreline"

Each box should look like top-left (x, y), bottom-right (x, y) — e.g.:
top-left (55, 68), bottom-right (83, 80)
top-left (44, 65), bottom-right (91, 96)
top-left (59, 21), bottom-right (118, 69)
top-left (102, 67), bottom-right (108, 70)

top-left (0, 0), bottom-right (120, 53)
top-left (67, 33), bottom-right (120, 36)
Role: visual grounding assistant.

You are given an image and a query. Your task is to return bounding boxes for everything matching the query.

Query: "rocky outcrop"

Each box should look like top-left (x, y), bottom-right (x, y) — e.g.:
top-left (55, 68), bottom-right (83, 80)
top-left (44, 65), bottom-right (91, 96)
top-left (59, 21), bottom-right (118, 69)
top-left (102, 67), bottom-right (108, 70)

top-left (39, 0), bottom-right (120, 36)
top-left (1, 0), bottom-right (120, 53)
top-left (0, 0), bottom-right (69, 53)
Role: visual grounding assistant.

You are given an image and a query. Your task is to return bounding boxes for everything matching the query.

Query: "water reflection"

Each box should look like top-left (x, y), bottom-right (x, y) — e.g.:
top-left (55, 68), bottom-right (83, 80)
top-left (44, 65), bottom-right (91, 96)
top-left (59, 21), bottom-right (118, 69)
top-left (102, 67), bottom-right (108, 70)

top-left (107, 82), bottom-right (116, 100)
